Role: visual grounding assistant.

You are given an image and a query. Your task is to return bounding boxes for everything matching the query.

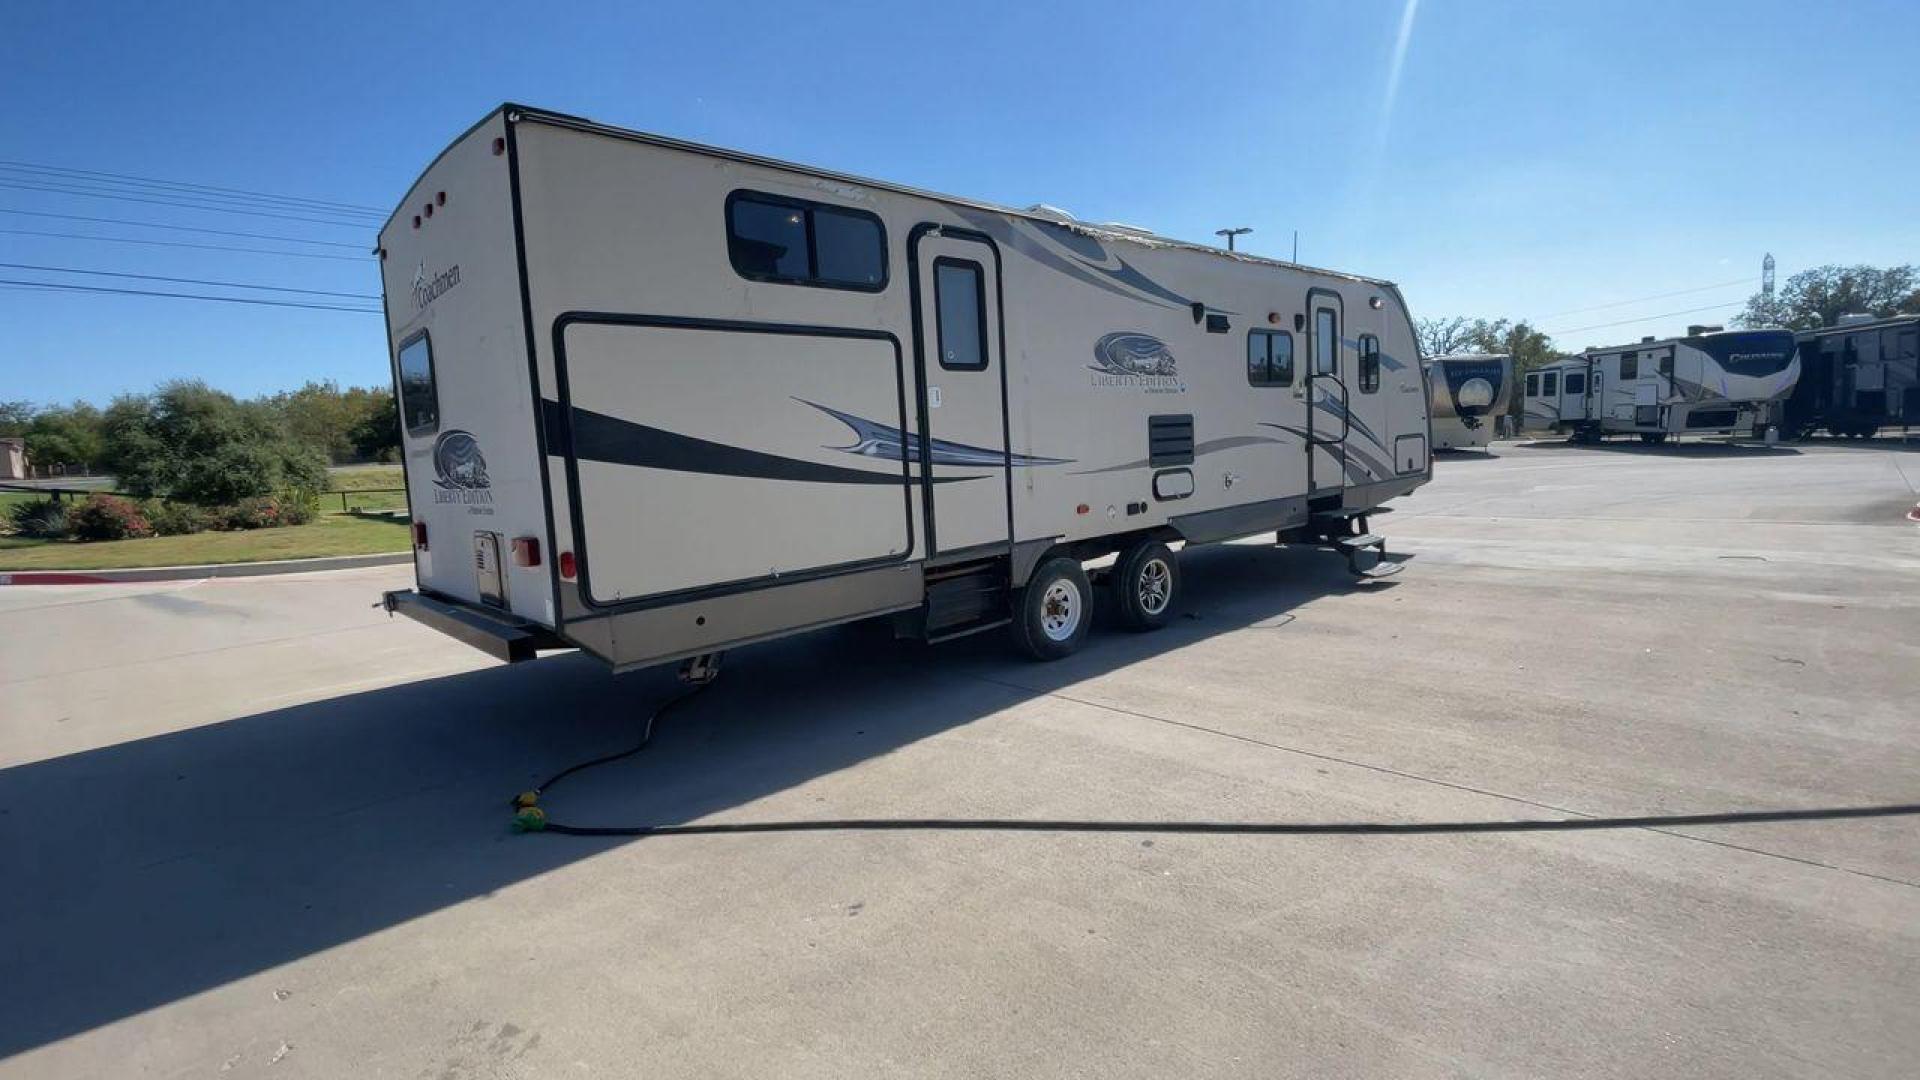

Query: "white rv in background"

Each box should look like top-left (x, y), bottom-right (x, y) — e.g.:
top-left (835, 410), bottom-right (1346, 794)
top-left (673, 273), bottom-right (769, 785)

top-left (1424, 353), bottom-right (1512, 450)
top-left (376, 105), bottom-right (1432, 672)
top-left (1522, 327), bottom-right (1799, 444)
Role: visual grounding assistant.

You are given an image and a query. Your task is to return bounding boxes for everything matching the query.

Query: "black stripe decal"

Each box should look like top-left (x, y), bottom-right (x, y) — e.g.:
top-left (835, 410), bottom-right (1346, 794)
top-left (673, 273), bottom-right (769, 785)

top-left (568, 406), bottom-right (979, 486)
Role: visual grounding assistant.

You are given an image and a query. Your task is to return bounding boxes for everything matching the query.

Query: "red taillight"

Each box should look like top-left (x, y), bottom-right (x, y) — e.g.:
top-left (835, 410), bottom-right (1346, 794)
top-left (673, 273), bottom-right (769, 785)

top-left (511, 536), bottom-right (541, 567)
top-left (558, 551), bottom-right (577, 580)
top-left (412, 521), bottom-right (428, 550)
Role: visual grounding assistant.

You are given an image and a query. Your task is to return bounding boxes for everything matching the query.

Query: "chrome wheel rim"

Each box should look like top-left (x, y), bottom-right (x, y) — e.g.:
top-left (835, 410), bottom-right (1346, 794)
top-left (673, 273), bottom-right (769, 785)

top-left (1137, 558), bottom-right (1171, 615)
top-left (1040, 579), bottom-right (1082, 641)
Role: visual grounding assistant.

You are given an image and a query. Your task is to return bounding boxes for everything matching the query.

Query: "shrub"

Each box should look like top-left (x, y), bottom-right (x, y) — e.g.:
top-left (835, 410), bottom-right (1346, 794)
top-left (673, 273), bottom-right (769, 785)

top-left (217, 490), bottom-right (318, 530)
top-left (7, 497), bottom-right (70, 539)
top-left (67, 493), bottom-right (154, 541)
top-left (142, 500), bottom-right (216, 536)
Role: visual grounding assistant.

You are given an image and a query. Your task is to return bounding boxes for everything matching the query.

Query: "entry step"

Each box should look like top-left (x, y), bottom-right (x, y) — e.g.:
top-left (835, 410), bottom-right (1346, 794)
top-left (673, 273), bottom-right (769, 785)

top-left (1335, 533), bottom-right (1384, 551)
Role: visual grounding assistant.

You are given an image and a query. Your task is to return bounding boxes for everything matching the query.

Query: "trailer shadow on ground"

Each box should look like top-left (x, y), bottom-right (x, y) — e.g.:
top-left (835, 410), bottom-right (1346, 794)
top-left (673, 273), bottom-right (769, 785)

top-left (0, 542), bottom-right (1400, 1059)
top-left (1506, 438), bottom-right (1803, 458)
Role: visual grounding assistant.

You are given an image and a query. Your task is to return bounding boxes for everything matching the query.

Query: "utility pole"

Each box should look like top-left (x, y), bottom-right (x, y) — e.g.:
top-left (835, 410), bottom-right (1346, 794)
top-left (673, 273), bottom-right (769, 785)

top-left (1292, 230), bottom-right (1298, 263)
top-left (1762, 253), bottom-right (1775, 301)
top-left (1214, 227), bottom-right (1251, 252)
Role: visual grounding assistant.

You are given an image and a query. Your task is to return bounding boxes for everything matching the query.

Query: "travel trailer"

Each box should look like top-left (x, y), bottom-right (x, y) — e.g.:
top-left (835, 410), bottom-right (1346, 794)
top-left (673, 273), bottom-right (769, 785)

top-left (375, 105), bottom-right (1432, 672)
top-left (1424, 353), bottom-right (1512, 450)
top-left (1784, 315), bottom-right (1918, 438)
top-left (1521, 327), bottom-right (1798, 444)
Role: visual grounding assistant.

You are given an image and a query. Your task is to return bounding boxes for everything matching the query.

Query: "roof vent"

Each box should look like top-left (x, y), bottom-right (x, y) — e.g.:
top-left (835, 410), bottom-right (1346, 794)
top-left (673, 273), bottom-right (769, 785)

top-left (1099, 222), bottom-right (1157, 238)
top-left (1836, 312), bottom-right (1877, 326)
top-left (1686, 324), bottom-right (1723, 336)
top-left (1641, 336), bottom-right (1656, 343)
top-left (1024, 204), bottom-right (1077, 222)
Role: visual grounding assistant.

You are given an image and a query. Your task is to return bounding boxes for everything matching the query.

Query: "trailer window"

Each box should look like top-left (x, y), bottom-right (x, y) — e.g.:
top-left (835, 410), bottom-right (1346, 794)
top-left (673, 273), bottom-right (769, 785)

top-left (726, 191), bottom-right (887, 291)
top-left (396, 332), bottom-right (438, 436)
top-left (1658, 353), bottom-right (1673, 377)
top-left (1314, 309), bottom-right (1338, 375)
top-left (1542, 371), bottom-right (1558, 396)
top-left (1565, 372), bottom-right (1586, 395)
top-left (1526, 372), bottom-right (1540, 396)
top-left (1620, 354), bottom-right (1639, 379)
top-left (1358, 335), bottom-right (1381, 393)
top-left (933, 258), bottom-right (987, 371)
top-left (1246, 330), bottom-right (1293, 387)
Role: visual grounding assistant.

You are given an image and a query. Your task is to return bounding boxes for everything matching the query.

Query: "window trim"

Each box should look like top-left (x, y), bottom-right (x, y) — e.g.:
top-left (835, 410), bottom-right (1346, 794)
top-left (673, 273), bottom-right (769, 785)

top-left (1542, 370), bottom-right (1559, 397)
top-left (1620, 353), bottom-right (1639, 380)
top-left (1314, 308), bottom-right (1339, 376)
top-left (1526, 371), bottom-right (1540, 396)
top-left (1246, 328), bottom-right (1294, 387)
top-left (1357, 334), bottom-right (1381, 393)
top-left (395, 328), bottom-right (440, 437)
top-left (932, 256), bottom-right (989, 372)
top-left (724, 189), bottom-right (889, 293)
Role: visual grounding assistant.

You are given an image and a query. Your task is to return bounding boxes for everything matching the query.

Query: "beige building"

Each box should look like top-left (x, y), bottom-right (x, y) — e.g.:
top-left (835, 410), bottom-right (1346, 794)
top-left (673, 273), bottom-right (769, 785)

top-left (0, 437), bottom-right (25, 480)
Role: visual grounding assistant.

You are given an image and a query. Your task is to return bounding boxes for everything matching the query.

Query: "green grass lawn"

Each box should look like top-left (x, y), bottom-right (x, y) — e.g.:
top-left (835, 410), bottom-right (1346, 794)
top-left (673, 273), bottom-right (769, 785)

top-left (327, 463), bottom-right (409, 512)
top-left (0, 513), bottom-right (411, 571)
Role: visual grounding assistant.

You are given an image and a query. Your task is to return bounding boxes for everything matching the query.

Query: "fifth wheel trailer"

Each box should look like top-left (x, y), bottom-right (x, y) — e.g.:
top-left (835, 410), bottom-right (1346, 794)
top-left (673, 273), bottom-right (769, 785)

top-left (1783, 315), bottom-right (1919, 438)
top-left (1521, 328), bottom-right (1799, 444)
top-left (376, 104), bottom-right (1432, 672)
top-left (1424, 353), bottom-right (1512, 450)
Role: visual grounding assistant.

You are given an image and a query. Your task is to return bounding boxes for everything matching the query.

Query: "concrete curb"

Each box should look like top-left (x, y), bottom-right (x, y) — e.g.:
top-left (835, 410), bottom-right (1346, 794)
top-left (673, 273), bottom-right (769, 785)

top-left (0, 551), bottom-right (411, 585)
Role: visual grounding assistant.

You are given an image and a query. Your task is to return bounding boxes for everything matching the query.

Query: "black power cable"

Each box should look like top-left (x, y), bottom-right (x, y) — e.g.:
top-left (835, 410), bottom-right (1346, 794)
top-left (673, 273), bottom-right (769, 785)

top-left (509, 681), bottom-right (715, 830)
top-left (509, 687), bottom-right (1920, 841)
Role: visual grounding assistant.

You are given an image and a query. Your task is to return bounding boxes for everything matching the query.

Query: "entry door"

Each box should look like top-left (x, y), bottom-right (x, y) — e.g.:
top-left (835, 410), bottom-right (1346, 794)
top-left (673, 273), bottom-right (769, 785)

top-left (1304, 291), bottom-right (1346, 494)
top-left (913, 231), bottom-right (1010, 556)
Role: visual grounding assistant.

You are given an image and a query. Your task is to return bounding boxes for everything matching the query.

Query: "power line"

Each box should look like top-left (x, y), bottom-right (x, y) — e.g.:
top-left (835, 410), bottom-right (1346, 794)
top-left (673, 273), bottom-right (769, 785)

top-left (1544, 300), bottom-right (1746, 338)
top-left (0, 228), bottom-right (373, 262)
top-left (0, 168), bottom-right (383, 223)
top-left (0, 179), bottom-right (374, 229)
top-left (1542, 277), bottom-right (1754, 319)
top-left (0, 208), bottom-right (368, 248)
top-left (0, 277), bottom-right (380, 314)
top-left (0, 158), bottom-right (385, 214)
top-left (0, 160), bottom-right (384, 216)
top-left (0, 261), bottom-right (379, 300)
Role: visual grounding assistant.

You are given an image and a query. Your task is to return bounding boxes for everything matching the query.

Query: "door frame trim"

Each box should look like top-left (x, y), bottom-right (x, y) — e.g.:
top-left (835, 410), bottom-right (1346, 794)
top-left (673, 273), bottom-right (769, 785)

top-left (907, 223), bottom-right (1014, 560)
top-left (1305, 286), bottom-right (1347, 493)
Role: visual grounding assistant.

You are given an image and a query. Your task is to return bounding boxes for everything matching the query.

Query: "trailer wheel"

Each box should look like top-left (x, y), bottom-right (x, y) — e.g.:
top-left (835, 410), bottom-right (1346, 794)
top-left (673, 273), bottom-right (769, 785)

top-left (1012, 556), bottom-right (1092, 660)
top-left (1112, 540), bottom-right (1180, 631)
top-left (1639, 433), bottom-right (1668, 446)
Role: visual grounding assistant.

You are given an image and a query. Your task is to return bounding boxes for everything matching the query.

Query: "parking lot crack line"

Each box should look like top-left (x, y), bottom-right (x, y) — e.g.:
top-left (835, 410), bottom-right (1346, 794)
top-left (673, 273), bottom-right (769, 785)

top-left (972, 676), bottom-right (1919, 890)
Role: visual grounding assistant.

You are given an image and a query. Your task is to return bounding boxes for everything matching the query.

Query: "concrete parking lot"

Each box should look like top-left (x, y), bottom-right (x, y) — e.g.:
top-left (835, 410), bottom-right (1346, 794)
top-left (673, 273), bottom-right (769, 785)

top-left (3, 438), bottom-right (1917, 1079)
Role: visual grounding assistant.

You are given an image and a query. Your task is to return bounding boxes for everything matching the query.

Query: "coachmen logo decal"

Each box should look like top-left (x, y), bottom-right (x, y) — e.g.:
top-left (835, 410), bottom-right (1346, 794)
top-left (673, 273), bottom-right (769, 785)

top-left (1091, 332), bottom-right (1185, 393)
top-left (412, 262), bottom-right (461, 310)
top-left (431, 429), bottom-right (493, 510)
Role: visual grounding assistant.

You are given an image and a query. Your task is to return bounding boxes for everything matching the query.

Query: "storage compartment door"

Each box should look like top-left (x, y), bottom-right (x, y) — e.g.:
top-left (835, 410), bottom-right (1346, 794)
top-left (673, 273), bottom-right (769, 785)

top-left (556, 319), bottom-right (911, 606)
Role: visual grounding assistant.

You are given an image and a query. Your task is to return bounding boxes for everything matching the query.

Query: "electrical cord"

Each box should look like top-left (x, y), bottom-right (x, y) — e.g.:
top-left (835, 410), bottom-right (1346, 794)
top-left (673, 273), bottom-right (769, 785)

top-left (509, 680), bottom-right (714, 832)
top-left (508, 686), bottom-right (1920, 838)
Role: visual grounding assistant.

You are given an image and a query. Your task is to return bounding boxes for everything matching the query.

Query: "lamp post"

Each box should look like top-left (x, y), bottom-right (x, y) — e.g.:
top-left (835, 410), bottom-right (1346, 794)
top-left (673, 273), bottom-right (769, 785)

top-left (1214, 227), bottom-right (1251, 252)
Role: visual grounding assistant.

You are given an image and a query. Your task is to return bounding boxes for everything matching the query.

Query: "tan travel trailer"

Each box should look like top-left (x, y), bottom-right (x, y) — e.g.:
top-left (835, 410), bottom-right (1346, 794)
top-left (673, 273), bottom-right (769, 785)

top-left (377, 105), bottom-right (1432, 671)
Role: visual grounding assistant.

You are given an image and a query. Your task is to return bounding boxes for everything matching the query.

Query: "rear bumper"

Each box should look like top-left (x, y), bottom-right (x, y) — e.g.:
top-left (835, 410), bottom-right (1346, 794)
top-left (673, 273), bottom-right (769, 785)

top-left (381, 588), bottom-right (562, 663)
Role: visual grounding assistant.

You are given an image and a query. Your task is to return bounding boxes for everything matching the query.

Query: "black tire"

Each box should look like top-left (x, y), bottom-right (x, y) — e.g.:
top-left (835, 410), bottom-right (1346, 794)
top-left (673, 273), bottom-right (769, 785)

top-left (1011, 555), bottom-right (1093, 661)
top-left (1112, 540), bottom-right (1180, 631)
top-left (1640, 433), bottom-right (1667, 446)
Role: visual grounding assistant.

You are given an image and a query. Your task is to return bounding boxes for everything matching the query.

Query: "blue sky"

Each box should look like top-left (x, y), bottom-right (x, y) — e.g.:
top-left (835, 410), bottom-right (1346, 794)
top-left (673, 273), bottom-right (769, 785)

top-left (3, 0), bottom-right (1916, 405)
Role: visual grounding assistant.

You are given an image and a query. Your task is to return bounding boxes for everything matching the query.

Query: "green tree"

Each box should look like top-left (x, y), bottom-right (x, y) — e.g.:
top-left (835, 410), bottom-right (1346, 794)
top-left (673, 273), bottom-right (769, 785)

top-left (347, 389), bottom-right (400, 462)
top-left (0, 401), bottom-right (33, 436)
top-left (25, 402), bottom-right (106, 468)
top-left (1734, 264), bottom-right (1920, 330)
top-left (103, 381), bottom-right (327, 505)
